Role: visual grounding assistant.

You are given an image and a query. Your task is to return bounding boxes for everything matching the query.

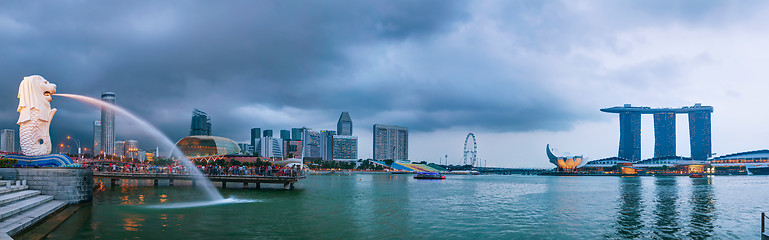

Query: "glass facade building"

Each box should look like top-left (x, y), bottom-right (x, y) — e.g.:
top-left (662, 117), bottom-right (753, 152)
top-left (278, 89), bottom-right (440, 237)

top-left (254, 137), bottom-right (283, 158)
top-left (320, 130), bottom-right (336, 161)
top-left (250, 128), bottom-right (261, 153)
top-left (302, 129), bottom-right (321, 158)
top-left (618, 111), bottom-right (641, 161)
top-left (263, 129), bottom-right (273, 138)
top-left (602, 104), bottom-right (713, 162)
top-left (190, 109), bottom-right (211, 136)
top-left (93, 121), bottom-right (101, 156)
top-left (291, 128), bottom-right (302, 141)
top-left (332, 135), bottom-right (358, 161)
top-left (653, 112), bottom-right (676, 158)
top-left (373, 124), bottom-right (408, 161)
top-left (689, 110), bottom-right (712, 160)
top-left (337, 112), bottom-right (352, 136)
top-left (176, 136), bottom-right (242, 158)
top-left (114, 141), bottom-right (124, 158)
top-left (101, 92), bottom-right (116, 156)
top-left (280, 130), bottom-right (291, 140)
top-left (125, 140), bottom-right (139, 160)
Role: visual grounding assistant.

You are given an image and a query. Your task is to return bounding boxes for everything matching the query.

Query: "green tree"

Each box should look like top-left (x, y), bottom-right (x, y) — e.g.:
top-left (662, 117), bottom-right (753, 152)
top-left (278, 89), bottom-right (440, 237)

top-left (384, 159), bottom-right (394, 166)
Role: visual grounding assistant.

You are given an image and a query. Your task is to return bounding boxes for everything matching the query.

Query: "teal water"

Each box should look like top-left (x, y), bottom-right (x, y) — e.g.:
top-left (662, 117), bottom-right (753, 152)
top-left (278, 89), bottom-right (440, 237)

top-left (45, 175), bottom-right (768, 239)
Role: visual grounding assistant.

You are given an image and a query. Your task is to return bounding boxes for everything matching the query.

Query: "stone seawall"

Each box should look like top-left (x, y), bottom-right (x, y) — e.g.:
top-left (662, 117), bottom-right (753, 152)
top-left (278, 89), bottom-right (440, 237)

top-left (0, 168), bottom-right (93, 204)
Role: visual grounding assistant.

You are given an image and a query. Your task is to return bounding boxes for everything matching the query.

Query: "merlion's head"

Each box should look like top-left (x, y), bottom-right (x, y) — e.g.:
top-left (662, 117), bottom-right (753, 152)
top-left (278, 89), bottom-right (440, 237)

top-left (17, 75), bottom-right (57, 123)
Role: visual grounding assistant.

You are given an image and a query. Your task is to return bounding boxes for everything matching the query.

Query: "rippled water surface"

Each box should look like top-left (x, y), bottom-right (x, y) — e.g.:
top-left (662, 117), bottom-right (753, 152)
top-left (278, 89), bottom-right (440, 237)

top-left (45, 175), bottom-right (769, 239)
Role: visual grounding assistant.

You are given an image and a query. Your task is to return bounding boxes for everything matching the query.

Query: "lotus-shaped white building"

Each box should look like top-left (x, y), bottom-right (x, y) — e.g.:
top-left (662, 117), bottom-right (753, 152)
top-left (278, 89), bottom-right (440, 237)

top-left (546, 144), bottom-right (582, 172)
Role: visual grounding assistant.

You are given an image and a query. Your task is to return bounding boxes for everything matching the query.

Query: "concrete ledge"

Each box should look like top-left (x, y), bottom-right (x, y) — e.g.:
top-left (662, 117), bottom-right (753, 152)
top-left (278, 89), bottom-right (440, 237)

top-left (0, 168), bottom-right (93, 204)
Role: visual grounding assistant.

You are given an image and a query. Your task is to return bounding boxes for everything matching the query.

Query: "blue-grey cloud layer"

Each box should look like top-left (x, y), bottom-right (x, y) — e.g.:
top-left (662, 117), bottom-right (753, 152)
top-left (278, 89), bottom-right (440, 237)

top-left (0, 0), bottom-right (759, 152)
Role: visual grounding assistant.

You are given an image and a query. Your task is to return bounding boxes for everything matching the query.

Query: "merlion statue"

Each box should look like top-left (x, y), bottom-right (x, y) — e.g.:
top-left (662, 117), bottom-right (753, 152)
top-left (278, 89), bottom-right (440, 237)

top-left (17, 75), bottom-right (57, 156)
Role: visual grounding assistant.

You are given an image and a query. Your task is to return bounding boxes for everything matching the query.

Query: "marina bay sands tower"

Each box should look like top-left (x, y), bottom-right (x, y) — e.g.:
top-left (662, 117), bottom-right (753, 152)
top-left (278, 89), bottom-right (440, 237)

top-left (601, 103), bottom-right (713, 161)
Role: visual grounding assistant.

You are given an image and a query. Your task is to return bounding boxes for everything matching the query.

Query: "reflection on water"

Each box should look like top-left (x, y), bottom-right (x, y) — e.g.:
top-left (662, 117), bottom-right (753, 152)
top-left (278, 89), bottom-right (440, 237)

top-left (653, 177), bottom-right (680, 238)
top-left (616, 177), bottom-right (644, 239)
top-left (613, 177), bottom-right (718, 240)
top-left (688, 178), bottom-right (715, 239)
top-left (45, 175), bottom-right (762, 239)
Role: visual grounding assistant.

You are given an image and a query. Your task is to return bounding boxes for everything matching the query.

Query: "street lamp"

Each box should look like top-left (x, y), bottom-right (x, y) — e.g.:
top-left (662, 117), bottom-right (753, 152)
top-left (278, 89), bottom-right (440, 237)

top-left (66, 136), bottom-right (81, 159)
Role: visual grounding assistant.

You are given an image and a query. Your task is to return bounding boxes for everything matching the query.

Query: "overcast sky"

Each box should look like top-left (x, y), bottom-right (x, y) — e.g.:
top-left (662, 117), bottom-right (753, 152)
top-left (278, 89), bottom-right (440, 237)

top-left (2, 1), bottom-right (769, 168)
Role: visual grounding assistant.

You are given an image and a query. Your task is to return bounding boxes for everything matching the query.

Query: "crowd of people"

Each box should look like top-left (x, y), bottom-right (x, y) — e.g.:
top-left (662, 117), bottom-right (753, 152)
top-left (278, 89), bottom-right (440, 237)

top-left (84, 162), bottom-right (304, 178)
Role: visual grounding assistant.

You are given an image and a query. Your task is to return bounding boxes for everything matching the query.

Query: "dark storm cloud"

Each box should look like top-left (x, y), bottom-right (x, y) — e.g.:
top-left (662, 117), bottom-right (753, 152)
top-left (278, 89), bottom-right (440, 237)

top-left (0, 0), bottom-right (476, 146)
top-left (5, 0), bottom-right (734, 150)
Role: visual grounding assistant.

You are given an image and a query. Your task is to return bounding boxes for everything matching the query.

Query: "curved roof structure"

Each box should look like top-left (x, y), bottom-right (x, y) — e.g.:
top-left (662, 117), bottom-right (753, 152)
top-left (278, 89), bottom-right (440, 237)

top-left (712, 149), bottom-right (769, 160)
top-left (546, 144), bottom-right (582, 170)
top-left (583, 157), bottom-right (632, 167)
top-left (176, 135), bottom-right (242, 158)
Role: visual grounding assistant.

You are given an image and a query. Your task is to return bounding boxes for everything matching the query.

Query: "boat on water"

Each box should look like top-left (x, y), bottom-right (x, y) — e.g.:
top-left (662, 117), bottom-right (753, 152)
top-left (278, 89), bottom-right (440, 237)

top-left (414, 172), bottom-right (445, 180)
top-left (689, 173), bottom-right (703, 178)
top-left (746, 165), bottom-right (769, 175)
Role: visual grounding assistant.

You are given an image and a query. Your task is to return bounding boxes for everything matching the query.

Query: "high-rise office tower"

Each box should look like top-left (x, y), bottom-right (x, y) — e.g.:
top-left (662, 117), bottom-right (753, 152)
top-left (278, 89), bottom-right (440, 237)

top-left (301, 128), bottom-right (321, 158)
top-left (263, 130), bottom-right (273, 138)
top-left (114, 140), bottom-right (125, 158)
top-left (280, 130), bottom-right (291, 140)
top-left (256, 137), bottom-right (283, 158)
top-left (337, 112), bottom-right (352, 136)
top-left (190, 109), bottom-right (211, 136)
top-left (0, 129), bottom-right (15, 152)
top-left (320, 130), bottom-right (336, 161)
top-left (93, 121), bottom-right (102, 156)
top-left (101, 92), bottom-right (116, 156)
top-left (291, 128), bottom-right (302, 141)
top-left (373, 124), bottom-right (409, 161)
top-left (250, 128), bottom-right (261, 154)
top-left (125, 140), bottom-right (139, 159)
top-left (332, 135), bottom-right (358, 161)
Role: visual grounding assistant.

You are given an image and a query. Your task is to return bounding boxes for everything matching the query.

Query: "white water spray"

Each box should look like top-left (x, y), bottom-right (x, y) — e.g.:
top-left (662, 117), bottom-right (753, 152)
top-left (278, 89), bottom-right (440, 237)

top-left (55, 93), bottom-right (223, 200)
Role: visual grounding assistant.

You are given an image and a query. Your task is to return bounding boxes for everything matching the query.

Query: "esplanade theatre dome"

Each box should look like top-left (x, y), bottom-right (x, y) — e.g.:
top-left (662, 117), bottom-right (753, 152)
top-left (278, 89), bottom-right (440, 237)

top-left (175, 136), bottom-right (242, 158)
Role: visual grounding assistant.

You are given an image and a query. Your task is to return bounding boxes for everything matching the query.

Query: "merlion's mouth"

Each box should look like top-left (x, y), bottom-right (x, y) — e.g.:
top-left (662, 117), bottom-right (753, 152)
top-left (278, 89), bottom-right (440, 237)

top-left (44, 90), bottom-right (55, 97)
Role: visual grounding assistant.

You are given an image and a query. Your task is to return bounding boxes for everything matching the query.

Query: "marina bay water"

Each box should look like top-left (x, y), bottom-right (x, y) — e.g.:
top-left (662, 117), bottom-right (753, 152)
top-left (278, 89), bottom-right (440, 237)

top-left (46, 174), bottom-right (767, 239)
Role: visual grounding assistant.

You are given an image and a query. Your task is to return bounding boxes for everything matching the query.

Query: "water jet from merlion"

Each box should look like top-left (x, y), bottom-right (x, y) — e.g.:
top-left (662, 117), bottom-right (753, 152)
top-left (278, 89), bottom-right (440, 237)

top-left (55, 93), bottom-right (225, 201)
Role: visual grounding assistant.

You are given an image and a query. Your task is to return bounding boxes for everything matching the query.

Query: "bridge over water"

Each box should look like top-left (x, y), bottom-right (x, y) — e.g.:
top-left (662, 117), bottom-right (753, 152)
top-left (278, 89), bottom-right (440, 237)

top-left (93, 172), bottom-right (306, 189)
top-left (473, 167), bottom-right (550, 175)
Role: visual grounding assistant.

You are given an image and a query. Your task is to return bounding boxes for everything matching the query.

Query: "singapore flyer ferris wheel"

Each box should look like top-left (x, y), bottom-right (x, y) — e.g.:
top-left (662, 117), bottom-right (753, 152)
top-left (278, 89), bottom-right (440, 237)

top-left (463, 133), bottom-right (477, 167)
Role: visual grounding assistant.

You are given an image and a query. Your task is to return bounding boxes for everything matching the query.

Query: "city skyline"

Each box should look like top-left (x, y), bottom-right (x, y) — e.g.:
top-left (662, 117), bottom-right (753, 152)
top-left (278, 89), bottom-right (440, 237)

top-left (4, 2), bottom-right (769, 167)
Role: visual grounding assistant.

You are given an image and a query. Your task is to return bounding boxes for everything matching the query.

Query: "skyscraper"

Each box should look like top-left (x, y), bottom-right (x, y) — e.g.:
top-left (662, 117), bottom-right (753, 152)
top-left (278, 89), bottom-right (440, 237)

top-left (101, 92), bottom-right (116, 156)
top-left (190, 109), bottom-right (211, 136)
top-left (301, 128), bottom-right (321, 158)
top-left (250, 128), bottom-right (261, 154)
top-left (93, 121), bottom-right (102, 156)
top-left (602, 103), bottom-right (713, 161)
top-left (114, 140), bottom-right (125, 158)
top-left (280, 130), bottom-right (291, 140)
top-left (125, 140), bottom-right (139, 159)
top-left (263, 129), bottom-right (273, 138)
top-left (320, 130), bottom-right (336, 161)
top-left (291, 128), bottom-right (302, 141)
top-left (256, 137), bottom-right (283, 158)
top-left (1, 129), bottom-right (15, 152)
top-left (332, 135), bottom-right (358, 161)
top-left (337, 112), bottom-right (352, 136)
top-left (373, 124), bottom-right (408, 161)
top-left (618, 111), bottom-right (641, 161)
top-left (689, 105), bottom-right (713, 160)
top-left (653, 112), bottom-right (676, 158)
